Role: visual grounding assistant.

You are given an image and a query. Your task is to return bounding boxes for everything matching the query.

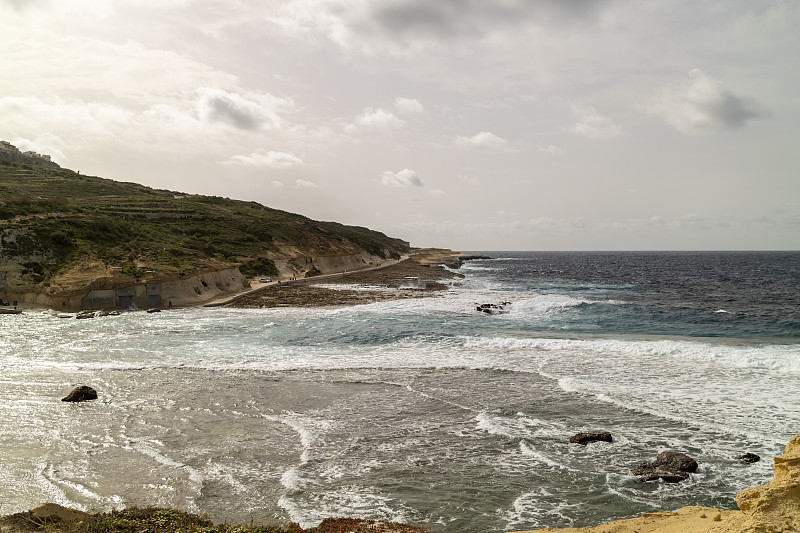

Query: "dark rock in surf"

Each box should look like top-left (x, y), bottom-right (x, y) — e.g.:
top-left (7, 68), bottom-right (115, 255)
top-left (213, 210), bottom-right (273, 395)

top-left (147, 308), bottom-right (161, 313)
top-left (737, 452), bottom-right (761, 464)
top-left (476, 303), bottom-right (509, 315)
top-left (75, 310), bottom-right (96, 319)
top-left (569, 431), bottom-right (613, 445)
top-left (654, 451), bottom-right (698, 473)
top-left (631, 466), bottom-right (690, 483)
top-left (631, 450), bottom-right (698, 483)
top-left (61, 385), bottom-right (98, 402)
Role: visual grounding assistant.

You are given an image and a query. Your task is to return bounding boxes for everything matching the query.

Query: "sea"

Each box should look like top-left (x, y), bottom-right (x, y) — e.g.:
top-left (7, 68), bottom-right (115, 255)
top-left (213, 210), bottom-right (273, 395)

top-left (1, 251), bottom-right (798, 532)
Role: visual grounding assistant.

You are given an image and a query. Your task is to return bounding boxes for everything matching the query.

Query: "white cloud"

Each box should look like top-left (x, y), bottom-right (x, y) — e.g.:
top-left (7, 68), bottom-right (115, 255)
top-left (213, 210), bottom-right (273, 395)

top-left (539, 145), bottom-right (564, 156)
top-left (10, 133), bottom-right (68, 163)
top-left (394, 97), bottom-right (424, 114)
top-left (641, 69), bottom-right (766, 135)
top-left (295, 179), bottom-right (319, 188)
top-left (272, 180), bottom-right (285, 188)
top-left (222, 151), bottom-right (304, 168)
top-left (570, 104), bottom-right (623, 139)
top-left (458, 174), bottom-right (480, 185)
top-left (381, 168), bottom-right (424, 187)
top-left (355, 107), bottom-right (405, 129)
top-left (455, 131), bottom-right (508, 149)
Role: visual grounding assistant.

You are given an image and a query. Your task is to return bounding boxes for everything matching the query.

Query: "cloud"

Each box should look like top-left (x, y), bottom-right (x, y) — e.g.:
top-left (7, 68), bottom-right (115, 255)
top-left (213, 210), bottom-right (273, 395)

top-left (539, 145), bottom-right (564, 156)
top-left (10, 133), bottom-right (68, 163)
top-left (570, 104), bottom-right (623, 139)
top-left (196, 87), bottom-right (291, 131)
top-left (394, 97), bottom-right (424, 114)
top-left (455, 131), bottom-right (508, 149)
top-left (272, 181), bottom-right (285, 188)
top-left (381, 168), bottom-right (424, 187)
top-left (222, 151), bottom-right (304, 168)
top-left (355, 107), bottom-right (405, 129)
top-left (295, 179), bottom-right (319, 188)
top-left (641, 69), bottom-right (767, 134)
top-left (274, 0), bottom-right (615, 53)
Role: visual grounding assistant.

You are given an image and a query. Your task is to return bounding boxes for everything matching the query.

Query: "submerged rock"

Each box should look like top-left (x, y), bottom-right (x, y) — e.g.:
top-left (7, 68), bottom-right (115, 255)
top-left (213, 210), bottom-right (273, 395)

top-left (569, 431), bottom-right (613, 445)
top-left (476, 302), bottom-right (511, 314)
top-left (61, 385), bottom-right (98, 402)
top-left (631, 450), bottom-right (698, 483)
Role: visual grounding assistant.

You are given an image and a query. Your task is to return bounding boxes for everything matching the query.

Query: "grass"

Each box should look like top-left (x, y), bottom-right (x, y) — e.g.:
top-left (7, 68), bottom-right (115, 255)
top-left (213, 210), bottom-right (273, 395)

top-left (0, 157), bottom-right (409, 283)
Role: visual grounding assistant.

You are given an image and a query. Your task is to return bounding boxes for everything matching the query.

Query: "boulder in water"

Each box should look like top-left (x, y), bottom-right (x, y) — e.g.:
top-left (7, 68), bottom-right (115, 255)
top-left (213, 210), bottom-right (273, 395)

top-left (569, 431), bottom-right (613, 445)
top-left (737, 452), bottom-right (761, 464)
top-left (62, 385), bottom-right (98, 402)
top-left (631, 450), bottom-right (698, 483)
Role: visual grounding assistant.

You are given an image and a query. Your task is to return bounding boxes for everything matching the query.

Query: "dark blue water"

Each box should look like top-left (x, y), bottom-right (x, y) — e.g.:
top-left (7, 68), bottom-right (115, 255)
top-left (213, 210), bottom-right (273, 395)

top-left (467, 251), bottom-right (800, 341)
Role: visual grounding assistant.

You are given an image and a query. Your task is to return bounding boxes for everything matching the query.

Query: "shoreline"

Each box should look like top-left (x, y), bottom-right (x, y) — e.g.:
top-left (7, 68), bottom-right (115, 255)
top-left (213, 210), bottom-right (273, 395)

top-left (2, 249), bottom-right (478, 315)
top-left (214, 248), bottom-right (478, 309)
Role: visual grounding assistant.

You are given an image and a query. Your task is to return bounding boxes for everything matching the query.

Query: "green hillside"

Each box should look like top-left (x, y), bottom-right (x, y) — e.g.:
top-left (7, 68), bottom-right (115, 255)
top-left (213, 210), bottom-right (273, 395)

top-left (0, 150), bottom-right (409, 286)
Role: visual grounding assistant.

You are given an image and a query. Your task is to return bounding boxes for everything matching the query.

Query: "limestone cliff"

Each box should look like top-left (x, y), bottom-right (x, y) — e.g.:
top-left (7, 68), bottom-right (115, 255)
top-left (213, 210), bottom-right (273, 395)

top-left (514, 434), bottom-right (800, 533)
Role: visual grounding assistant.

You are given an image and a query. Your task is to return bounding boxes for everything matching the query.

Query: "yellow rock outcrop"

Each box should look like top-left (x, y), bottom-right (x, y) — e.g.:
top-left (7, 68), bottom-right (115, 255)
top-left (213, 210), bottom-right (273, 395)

top-left (513, 434), bottom-right (799, 533)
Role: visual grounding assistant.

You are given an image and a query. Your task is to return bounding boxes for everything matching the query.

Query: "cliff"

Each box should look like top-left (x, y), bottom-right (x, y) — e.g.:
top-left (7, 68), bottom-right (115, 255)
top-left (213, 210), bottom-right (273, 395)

top-left (0, 141), bottom-right (410, 309)
top-left (515, 434), bottom-right (800, 533)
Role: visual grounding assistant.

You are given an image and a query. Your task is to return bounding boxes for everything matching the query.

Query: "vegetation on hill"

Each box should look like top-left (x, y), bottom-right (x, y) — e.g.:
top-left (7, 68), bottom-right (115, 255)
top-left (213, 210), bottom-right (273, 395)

top-left (0, 151), bottom-right (408, 287)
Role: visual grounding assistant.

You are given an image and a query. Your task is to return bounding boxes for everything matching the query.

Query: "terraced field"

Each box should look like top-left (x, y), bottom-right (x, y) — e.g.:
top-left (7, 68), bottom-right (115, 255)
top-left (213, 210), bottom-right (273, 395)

top-left (0, 156), bottom-right (408, 285)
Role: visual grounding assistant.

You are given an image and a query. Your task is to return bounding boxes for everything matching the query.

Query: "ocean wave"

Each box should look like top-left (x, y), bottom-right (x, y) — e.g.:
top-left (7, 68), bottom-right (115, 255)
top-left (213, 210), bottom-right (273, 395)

top-left (461, 335), bottom-right (800, 373)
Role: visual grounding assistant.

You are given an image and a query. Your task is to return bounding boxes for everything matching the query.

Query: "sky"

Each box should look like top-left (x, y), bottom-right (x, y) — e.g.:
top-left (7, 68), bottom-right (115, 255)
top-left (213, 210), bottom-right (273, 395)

top-left (1, 0), bottom-right (799, 251)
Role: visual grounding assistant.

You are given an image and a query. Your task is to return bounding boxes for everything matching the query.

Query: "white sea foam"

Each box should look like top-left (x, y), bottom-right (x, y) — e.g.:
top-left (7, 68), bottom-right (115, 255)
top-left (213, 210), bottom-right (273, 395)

top-left (519, 441), bottom-right (577, 471)
top-left (314, 283), bottom-right (395, 292)
top-left (508, 294), bottom-right (593, 314)
top-left (461, 335), bottom-right (800, 373)
top-left (280, 467), bottom-right (303, 491)
top-left (501, 487), bottom-right (582, 531)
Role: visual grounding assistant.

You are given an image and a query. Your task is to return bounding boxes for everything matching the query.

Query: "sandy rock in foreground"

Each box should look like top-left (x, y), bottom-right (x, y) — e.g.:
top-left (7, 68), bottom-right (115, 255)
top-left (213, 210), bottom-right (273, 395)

top-left (513, 433), bottom-right (800, 533)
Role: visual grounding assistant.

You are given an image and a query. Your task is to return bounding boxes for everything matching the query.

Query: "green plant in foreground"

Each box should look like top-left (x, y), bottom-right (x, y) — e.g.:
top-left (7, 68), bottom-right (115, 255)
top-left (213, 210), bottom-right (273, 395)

top-left (21, 507), bottom-right (429, 533)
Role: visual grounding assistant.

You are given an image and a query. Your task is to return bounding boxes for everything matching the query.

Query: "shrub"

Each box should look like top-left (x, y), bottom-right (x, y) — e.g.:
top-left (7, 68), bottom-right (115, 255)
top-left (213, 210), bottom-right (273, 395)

top-left (239, 257), bottom-right (278, 278)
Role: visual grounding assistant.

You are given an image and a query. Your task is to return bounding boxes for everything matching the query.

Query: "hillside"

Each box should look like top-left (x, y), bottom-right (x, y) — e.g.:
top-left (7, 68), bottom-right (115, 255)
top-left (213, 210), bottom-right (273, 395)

top-left (0, 142), bottom-right (410, 309)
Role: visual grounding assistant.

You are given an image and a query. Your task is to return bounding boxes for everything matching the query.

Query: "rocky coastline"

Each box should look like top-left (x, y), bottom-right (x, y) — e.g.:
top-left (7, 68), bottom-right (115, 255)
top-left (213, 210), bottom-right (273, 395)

top-left (221, 248), bottom-right (479, 309)
top-left (514, 433), bottom-right (800, 532)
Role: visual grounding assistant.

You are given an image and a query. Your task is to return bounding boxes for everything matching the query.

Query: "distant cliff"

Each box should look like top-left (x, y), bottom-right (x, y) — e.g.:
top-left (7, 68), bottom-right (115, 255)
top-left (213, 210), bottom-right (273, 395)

top-left (0, 141), bottom-right (410, 310)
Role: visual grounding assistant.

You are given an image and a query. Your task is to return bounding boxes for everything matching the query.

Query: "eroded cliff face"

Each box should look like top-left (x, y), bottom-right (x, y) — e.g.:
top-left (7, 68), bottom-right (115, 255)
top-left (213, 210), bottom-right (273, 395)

top-left (713, 434), bottom-right (800, 533)
top-left (514, 434), bottom-right (800, 533)
top-left (0, 228), bottom-right (55, 301)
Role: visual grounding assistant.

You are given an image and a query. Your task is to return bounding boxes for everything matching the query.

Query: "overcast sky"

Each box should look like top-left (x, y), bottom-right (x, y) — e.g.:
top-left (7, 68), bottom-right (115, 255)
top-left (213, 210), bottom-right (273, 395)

top-left (2, 0), bottom-right (798, 250)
